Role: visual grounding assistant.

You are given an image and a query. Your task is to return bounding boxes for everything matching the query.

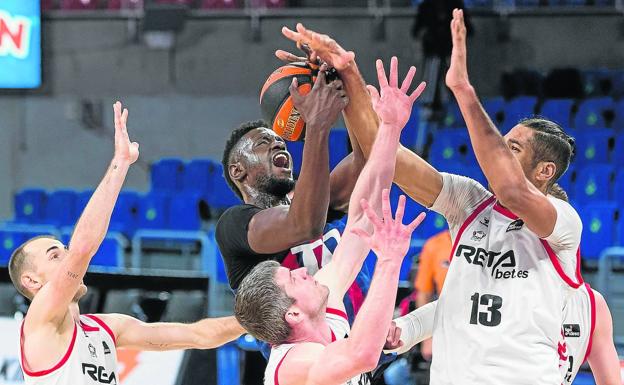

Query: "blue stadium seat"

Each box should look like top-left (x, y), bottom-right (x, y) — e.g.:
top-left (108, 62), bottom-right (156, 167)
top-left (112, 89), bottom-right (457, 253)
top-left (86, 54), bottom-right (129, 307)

top-left (613, 169), bottom-right (624, 208)
top-left (539, 99), bottom-right (575, 129)
top-left (151, 158), bottom-right (185, 192)
top-left (502, 96), bottom-right (538, 132)
top-left (581, 69), bottom-right (613, 97)
top-left (575, 129), bottom-right (613, 164)
top-left (0, 231), bottom-right (24, 265)
top-left (574, 97), bottom-right (615, 130)
top-left (286, 141), bottom-right (304, 176)
top-left (483, 97), bottom-right (506, 126)
top-left (138, 192), bottom-right (170, 229)
top-left (614, 99), bottom-right (624, 131)
top-left (612, 71), bottom-right (624, 98)
top-left (557, 165), bottom-right (576, 200)
top-left (579, 202), bottom-right (618, 260)
top-left (183, 159), bottom-right (214, 199)
top-left (429, 129), bottom-right (470, 166)
top-left (14, 188), bottom-right (46, 224)
top-left (206, 164), bottom-right (239, 209)
top-left (443, 162), bottom-right (487, 189)
top-left (329, 129), bottom-right (349, 170)
top-left (442, 102), bottom-right (464, 129)
top-left (613, 134), bottom-right (624, 168)
top-left (61, 233), bottom-right (123, 269)
top-left (417, 211), bottom-right (449, 240)
top-left (574, 165), bottom-right (614, 202)
top-left (75, 190), bottom-right (94, 215)
top-left (168, 193), bottom-right (202, 230)
top-left (45, 190), bottom-right (78, 227)
top-left (402, 104), bottom-right (421, 149)
top-left (110, 191), bottom-right (140, 237)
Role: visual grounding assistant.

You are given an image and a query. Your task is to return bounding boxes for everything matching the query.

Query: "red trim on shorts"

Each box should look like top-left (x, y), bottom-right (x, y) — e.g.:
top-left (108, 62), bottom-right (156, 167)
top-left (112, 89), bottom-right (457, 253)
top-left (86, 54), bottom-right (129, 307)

top-left (20, 321), bottom-right (77, 377)
top-left (540, 241), bottom-right (583, 289)
top-left (449, 196), bottom-right (496, 262)
top-left (583, 283), bottom-right (597, 364)
top-left (85, 315), bottom-right (117, 346)
top-left (493, 202), bottom-right (519, 220)
top-left (326, 308), bottom-right (348, 321)
top-left (274, 347), bottom-right (293, 385)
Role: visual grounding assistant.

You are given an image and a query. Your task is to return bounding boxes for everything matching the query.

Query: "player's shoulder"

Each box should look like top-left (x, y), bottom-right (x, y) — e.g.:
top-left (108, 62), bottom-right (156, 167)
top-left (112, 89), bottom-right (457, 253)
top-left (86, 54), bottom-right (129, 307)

top-left (276, 343), bottom-right (324, 384)
top-left (547, 196), bottom-right (582, 227)
top-left (216, 204), bottom-right (262, 234)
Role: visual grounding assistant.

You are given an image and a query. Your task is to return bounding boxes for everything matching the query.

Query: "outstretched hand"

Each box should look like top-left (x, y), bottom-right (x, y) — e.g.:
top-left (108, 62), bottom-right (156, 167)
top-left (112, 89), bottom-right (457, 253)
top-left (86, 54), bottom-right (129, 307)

top-left (289, 64), bottom-right (349, 133)
top-left (366, 57), bottom-right (426, 129)
top-left (445, 8), bottom-right (471, 91)
top-left (113, 101), bottom-right (139, 165)
top-left (279, 23), bottom-right (354, 71)
top-left (351, 189), bottom-right (425, 263)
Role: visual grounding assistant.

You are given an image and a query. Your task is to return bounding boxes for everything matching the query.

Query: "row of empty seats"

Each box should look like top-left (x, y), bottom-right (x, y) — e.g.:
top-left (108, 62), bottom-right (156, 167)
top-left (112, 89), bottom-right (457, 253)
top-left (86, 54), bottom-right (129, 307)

top-left (460, 0), bottom-right (616, 6)
top-left (443, 96), bottom-right (624, 132)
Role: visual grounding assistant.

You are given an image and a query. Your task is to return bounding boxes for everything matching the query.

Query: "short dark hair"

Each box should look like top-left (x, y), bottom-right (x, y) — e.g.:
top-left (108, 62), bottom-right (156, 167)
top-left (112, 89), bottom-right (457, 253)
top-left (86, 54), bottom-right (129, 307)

top-left (234, 260), bottom-right (294, 345)
top-left (9, 235), bottom-right (56, 299)
top-left (519, 117), bottom-right (575, 187)
top-left (221, 120), bottom-right (269, 200)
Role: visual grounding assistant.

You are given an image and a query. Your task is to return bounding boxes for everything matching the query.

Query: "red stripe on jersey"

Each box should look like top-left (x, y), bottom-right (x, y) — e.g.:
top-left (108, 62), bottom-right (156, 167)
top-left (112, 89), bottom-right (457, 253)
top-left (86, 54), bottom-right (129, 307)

top-left (449, 196), bottom-right (496, 262)
top-left (85, 314), bottom-right (117, 346)
top-left (20, 322), bottom-right (77, 377)
top-left (493, 202), bottom-right (519, 220)
top-left (330, 329), bottom-right (336, 342)
top-left (274, 347), bottom-right (293, 385)
top-left (80, 320), bottom-right (99, 332)
top-left (326, 307), bottom-right (348, 321)
top-left (540, 241), bottom-right (583, 289)
top-left (583, 283), bottom-right (597, 363)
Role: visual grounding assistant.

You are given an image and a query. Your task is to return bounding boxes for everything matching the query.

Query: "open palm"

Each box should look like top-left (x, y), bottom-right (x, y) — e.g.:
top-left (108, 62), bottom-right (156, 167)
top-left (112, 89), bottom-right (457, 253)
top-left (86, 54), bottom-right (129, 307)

top-left (367, 57), bottom-right (426, 128)
top-left (113, 101), bottom-right (139, 165)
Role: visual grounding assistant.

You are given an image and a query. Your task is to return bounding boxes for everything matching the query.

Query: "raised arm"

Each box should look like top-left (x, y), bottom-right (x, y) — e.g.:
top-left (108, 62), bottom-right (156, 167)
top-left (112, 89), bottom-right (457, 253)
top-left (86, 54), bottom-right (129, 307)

top-left (96, 314), bottom-right (245, 351)
top-left (247, 70), bottom-right (348, 253)
top-left (279, 24), bottom-right (443, 208)
top-left (314, 57), bottom-right (426, 300)
top-left (446, 9), bottom-right (557, 237)
top-left (301, 193), bottom-right (423, 384)
top-left (26, 102), bottom-right (139, 327)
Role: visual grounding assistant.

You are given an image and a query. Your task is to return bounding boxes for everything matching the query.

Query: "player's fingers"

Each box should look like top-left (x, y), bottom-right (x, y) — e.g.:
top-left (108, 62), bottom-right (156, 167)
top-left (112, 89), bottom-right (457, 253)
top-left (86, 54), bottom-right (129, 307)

top-left (410, 81), bottom-right (427, 104)
top-left (395, 195), bottom-right (406, 225)
top-left (113, 102), bottom-right (121, 130)
top-left (360, 198), bottom-right (384, 230)
top-left (281, 26), bottom-right (303, 42)
top-left (275, 49), bottom-right (306, 63)
top-left (376, 59), bottom-right (389, 89)
top-left (381, 188), bottom-right (392, 225)
top-left (289, 78), bottom-right (302, 101)
top-left (407, 212), bottom-right (427, 233)
top-left (121, 108), bottom-right (129, 131)
top-left (393, 326), bottom-right (402, 343)
top-left (401, 66), bottom-right (417, 93)
top-left (389, 56), bottom-right (398, 88)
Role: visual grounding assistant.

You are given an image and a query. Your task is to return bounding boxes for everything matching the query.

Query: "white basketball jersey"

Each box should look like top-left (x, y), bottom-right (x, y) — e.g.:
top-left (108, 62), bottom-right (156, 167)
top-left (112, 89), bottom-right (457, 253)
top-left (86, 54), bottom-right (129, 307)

top-left (430, 195), bottom-right (583, 385)
top-left (559, 283), bottom-right (596, 385)
top-left (265, 308), bottom-right (371, 385)
top-left (20, 315), bottom-right (118, 385)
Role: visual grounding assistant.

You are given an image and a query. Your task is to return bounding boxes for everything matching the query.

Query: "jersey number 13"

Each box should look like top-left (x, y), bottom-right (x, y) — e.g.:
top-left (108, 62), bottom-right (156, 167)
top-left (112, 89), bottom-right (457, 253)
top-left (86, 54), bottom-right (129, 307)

top-left (469, 292), bottom-right (503, 327)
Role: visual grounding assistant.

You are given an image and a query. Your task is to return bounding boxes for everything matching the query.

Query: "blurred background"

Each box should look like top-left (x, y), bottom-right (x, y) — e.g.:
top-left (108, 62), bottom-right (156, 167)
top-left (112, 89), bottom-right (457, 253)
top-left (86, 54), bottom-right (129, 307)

top-left (0, 0), bottom-right (623, 384)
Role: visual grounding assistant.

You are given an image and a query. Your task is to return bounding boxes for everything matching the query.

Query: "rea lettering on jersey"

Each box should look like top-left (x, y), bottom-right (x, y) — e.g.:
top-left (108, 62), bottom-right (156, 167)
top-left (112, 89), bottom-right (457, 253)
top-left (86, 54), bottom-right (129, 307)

top-left (455, 245), bottom-right (529, 279)
top-left (82, 363), bottom-right (117, 384)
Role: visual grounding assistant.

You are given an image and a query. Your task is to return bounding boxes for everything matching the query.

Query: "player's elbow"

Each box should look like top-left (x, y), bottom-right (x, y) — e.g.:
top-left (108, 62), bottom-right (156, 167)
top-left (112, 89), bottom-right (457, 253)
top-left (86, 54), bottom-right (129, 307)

top-left (353, 348), bottom-right (380, 372)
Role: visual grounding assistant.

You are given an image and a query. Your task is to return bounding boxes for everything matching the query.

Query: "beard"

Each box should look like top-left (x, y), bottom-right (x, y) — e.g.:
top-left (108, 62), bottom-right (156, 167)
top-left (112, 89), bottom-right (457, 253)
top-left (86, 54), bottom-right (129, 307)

top-left (255, 174), bottom-right (295, 198)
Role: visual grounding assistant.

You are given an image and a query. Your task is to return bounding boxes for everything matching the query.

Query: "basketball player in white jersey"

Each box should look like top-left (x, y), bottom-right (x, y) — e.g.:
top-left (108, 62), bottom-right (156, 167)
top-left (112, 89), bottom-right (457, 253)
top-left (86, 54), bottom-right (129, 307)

top-left (234, 58), bottom-right (427, 385)
top-left (8, 102), bottom-right (244, 385)
top-left (278, 12), bottom-right (581, 385)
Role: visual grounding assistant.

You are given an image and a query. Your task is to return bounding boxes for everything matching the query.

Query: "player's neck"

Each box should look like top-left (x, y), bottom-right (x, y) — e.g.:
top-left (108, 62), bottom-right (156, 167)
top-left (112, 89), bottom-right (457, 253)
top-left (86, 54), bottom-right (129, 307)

top-left (244, 188), bottom-right (289, 209)
top-left (288, 315), bottom-right (333, 345)
top-left (69, 302), bottom-right (81, 323)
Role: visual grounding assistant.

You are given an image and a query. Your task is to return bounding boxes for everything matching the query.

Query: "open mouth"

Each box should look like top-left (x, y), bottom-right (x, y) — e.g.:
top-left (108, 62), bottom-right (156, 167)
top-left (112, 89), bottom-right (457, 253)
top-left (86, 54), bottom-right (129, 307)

top-left (272, 151), bottom-right (291, 169)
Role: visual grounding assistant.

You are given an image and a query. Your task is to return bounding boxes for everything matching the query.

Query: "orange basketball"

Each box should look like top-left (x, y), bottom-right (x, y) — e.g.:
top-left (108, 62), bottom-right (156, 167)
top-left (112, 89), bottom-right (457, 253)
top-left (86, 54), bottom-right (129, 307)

top-left (259, 62), bottom-right (314, 142)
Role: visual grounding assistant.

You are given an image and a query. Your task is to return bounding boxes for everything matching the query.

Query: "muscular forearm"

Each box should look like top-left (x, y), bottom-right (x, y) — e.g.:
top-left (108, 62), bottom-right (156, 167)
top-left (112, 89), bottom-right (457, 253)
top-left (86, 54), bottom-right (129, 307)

top-left (348, 261), bottom-right (402, 366)
top-left (69, 158), bottom-right (129, 259)
top-left (289, 130), bottom-right (331, 237)
top-left (451, 86), bottom-right (527, 196)
top-left (190, 316), bottom-right (246, 349)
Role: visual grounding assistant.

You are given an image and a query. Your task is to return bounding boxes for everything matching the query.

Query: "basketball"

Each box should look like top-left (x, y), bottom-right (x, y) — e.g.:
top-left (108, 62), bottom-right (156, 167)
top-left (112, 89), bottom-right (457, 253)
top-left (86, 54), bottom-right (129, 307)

top-left (260, 62), bottom-right (314, 141)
